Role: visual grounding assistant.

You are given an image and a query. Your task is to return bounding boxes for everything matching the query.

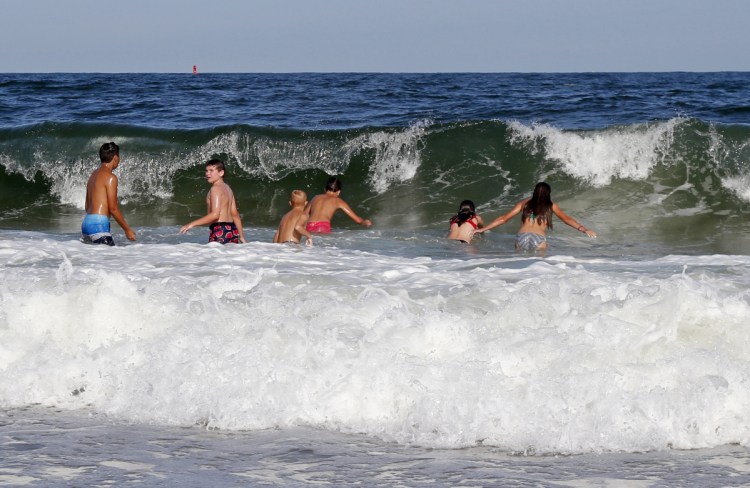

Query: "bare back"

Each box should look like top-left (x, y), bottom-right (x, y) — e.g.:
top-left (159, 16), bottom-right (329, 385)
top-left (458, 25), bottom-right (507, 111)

top-left (85, 166), bottom-right (115, 215)
top-left (307, 193), bottom-right (344, 222)
top-left (207, 182), bottom-right (236, 222)
top-left (306, 190), bottom-right (371, 227)
top-left (274, 207), bottom-right (310, 243)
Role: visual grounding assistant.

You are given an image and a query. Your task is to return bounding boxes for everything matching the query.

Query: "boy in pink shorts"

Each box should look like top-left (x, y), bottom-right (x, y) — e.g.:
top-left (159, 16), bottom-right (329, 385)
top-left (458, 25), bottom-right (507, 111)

top-left (305, 177), bottom-right (372, 233)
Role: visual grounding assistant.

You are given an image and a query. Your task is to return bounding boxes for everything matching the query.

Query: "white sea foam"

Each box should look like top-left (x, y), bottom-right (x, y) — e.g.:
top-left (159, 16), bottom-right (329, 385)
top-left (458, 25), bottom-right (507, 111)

top-left (508, 119), bottom-right (683, 186)
top-left (1, 234), bottom-right (750, 454)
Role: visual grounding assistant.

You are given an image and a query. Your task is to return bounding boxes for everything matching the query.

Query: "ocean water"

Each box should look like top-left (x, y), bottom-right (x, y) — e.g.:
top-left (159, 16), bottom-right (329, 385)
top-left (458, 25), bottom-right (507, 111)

top-left (2, 72), bottom-right (750, 486)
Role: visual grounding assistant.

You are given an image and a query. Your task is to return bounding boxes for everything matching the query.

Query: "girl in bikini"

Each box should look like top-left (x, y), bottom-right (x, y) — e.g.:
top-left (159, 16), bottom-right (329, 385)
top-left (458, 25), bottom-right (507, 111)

top-left (447, 200), bottom-right (484, 244)
top-left (475, 182), bottom-right (596, 251)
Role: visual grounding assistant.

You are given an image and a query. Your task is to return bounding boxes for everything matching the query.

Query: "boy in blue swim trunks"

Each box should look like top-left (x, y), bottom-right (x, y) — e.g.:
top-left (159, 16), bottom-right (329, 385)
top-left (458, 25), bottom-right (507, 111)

top-left (82, 142), bottom-right (136, 245)
top-left (180, 159), bottom-right (246, 244)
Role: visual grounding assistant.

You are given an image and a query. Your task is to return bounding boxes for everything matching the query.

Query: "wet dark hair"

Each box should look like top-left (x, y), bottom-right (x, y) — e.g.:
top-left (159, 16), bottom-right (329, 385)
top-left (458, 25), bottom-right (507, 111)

top-left (451, 200), bottom-right (476, 226)
top-left (325, 176), bottom-right (341, 192)
top-left (99, 142), bottom-right (119, 163)
top-left (206, 159), bottom-right (226, 172)
top-left (522, 182), bottom-right (553, 229)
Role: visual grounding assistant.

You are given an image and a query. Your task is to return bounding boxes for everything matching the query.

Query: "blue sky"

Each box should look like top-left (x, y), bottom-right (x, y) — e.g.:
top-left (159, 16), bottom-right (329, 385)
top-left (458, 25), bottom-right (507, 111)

top-left (2, 0), bottom-right (749, 73)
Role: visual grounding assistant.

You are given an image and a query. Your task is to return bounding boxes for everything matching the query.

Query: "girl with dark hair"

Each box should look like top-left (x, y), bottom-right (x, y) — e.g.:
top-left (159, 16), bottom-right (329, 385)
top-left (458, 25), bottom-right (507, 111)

top-left (447, 200), bottom-right (484, 244)
top-left (476, 182), bottom-right (596, 251)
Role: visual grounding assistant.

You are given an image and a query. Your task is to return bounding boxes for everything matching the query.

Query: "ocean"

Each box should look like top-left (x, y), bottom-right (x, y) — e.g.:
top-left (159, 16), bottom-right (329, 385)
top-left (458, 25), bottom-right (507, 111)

top-left (2, 72), bottom-right (750, 486)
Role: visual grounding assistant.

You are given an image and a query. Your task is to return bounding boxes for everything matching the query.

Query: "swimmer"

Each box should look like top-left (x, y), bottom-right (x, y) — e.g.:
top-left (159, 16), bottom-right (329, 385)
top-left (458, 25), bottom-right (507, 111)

top-left (180, 159), bottom-right (246, 244)
top-left (476, 182), bottom-right (596, 251)
top-left (446, 200), bottom-right (484, 244)
top-left (81, 142), bottom-right (136, 245)
top-left (305, 177), bottom-right (372, 233)
top-left (273, 190), bottom-right (313, 245)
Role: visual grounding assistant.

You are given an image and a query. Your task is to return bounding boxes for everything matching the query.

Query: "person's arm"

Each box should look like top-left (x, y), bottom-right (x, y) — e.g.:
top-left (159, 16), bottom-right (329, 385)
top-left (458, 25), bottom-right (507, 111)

top-left (180, 187), bottom-right (222, 234)
top-left (106, 174), bottom-right (136, 241)
top-left (475, 199), bottom-right (527, 233)
top-left (552, 203), bottom-right (597, 238)
top-left (230, 197), bottom-right (246, 243)
top-left (295, 214), bottom-right (313, 246)
top-left (338, 200), bottom-right (372, 227)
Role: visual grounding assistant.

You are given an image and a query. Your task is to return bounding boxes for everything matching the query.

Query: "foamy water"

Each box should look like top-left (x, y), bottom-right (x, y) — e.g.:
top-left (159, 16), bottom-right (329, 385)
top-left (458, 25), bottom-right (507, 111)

top-left (3, 230), bottom-right (750, 457)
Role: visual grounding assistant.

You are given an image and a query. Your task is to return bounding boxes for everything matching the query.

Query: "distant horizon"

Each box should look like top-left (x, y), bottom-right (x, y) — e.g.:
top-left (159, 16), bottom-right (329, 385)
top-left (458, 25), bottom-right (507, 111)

top-left (3, 70), bottom-right (749, 75)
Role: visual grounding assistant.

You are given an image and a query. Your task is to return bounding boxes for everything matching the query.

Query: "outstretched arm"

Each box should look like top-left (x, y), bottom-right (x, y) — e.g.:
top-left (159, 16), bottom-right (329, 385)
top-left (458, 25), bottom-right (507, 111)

top-left (338, 200), bottom-right (372, 227)
top-left (475, 199), bottom-right (527, 233)
top-left (552, 203), bottom-right (597, 237)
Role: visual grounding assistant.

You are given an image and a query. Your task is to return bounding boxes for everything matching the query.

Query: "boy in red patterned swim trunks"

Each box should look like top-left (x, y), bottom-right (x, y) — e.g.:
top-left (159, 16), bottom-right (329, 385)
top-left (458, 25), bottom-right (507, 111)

top-left (305, 177), bottom-right (372, 234)
top-left (180, 159), bottom-right (246, 244)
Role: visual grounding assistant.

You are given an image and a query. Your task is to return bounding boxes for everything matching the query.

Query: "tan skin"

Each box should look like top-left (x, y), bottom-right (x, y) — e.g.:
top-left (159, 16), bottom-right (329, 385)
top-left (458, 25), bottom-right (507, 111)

top-left (85, 154), bottom-right (136, 241)
top-left (305, 190), bottom-right (372, 229)
top-left (476, 198), bottom-right (596, 250)
top-left (273, 191), bottom-right (313, 245)
top-left (179, 165), bottom-right (246, 242)
top-left (447, 215), bottom-right (485, 243)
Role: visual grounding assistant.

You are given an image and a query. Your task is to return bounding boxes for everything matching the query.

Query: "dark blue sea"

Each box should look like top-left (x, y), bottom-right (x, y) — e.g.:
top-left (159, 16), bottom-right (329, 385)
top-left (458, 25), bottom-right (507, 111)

top-left (2, 72), bottom-right (750, 486)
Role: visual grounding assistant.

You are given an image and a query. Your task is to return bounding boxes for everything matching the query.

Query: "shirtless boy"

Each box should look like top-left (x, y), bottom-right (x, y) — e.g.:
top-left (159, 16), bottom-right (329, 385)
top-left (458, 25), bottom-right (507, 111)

top-left (305, 177), bottom-right (372, 233)
top-left (179, 159), bottom-right (246, 244)
top-left (273, 190), bottom-right (313, 246)
top-left (81, 142), bottom-right (136, 245)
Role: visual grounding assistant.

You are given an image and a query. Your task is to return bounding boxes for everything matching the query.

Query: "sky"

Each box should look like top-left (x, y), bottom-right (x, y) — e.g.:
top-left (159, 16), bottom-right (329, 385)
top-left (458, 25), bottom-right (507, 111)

top-left (1, 0), bottom-right (749, 73)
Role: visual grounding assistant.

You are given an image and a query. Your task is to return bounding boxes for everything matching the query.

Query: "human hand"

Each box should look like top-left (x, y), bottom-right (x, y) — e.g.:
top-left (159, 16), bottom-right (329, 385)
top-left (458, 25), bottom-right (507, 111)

top-left (306, 237), bottom-right (313, 246)
top-left (361, 219), bottom-right (372, 228)
top-left (125, 229), bottom-right (136, 241)
top-left (179, 224), bottom-right (192, 234)
top-left (579, 226), bottom-right (596, 238)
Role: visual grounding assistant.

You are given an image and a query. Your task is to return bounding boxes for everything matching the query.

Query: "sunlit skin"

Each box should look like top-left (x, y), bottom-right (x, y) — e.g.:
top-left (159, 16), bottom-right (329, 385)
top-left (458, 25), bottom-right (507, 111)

top-left (477, 184), bottom-right (596, 250)
top-left (179, 164), bottom-right (246, 242)
top-left (273, 190), bottom-right (313, 245)
top-left (305, 189), bottom-right (372, 228)
top-left (84, 153), bottom-right (136, 241)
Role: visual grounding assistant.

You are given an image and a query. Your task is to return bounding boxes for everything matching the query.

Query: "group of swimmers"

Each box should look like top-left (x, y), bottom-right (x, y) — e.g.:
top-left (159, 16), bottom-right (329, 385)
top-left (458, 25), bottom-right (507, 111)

top-left (81, 142), bottom-right (372, 247)
top-left (447, 182), bottom-right (597, 250)
top-left (82, 142), bottom-right (595, 251)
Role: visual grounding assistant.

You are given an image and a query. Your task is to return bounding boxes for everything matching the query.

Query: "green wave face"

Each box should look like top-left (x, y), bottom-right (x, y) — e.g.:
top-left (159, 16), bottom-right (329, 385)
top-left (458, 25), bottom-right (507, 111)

top-left (2, 119), bottom-right (750, 253)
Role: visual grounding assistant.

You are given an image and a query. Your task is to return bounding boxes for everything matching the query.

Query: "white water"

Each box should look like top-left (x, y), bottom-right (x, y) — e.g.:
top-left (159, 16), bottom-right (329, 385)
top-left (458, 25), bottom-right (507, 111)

top-left (2, 230), bottom-right (750, 457)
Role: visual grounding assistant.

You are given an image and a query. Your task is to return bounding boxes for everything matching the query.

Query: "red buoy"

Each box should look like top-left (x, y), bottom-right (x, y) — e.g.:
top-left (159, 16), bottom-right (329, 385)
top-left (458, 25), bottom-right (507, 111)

top-left (193, 65), bottom-right (198, 75)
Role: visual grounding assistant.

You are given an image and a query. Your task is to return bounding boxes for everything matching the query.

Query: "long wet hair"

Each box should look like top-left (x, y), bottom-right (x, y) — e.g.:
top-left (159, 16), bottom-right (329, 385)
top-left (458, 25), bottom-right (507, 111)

top-left (450, 200), bottom-right (476, 226)
top-left (522, 182), bottom-right (553, 229)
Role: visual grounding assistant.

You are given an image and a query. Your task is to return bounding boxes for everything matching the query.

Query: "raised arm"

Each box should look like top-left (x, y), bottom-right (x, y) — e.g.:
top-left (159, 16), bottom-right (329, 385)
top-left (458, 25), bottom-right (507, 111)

top-left (475, 199), bottom-right (528, 233)
top-left (552, 203), bottom-right (597, 237)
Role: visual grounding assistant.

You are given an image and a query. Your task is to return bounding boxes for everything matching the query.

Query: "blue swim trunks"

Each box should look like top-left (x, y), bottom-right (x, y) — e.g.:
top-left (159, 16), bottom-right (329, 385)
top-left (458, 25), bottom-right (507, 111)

top-left (81, 214), bottom-right (114, 246)
top-left (515, 232), bottom-right (546, 251)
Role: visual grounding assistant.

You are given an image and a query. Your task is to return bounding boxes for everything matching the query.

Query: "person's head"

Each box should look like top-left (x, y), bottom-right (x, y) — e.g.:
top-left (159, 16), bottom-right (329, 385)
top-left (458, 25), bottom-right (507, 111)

top-left (205, 159), bottom-right (226, 183)
top-left (99, 142), bottom-right (119, 164)
top-left (290, 189), bottom-right (307, 207)
top-left (531, 182), bottom-right (552, 203)
top-left (452, 199), bottom-right (476, 225)
top-left (523, 182), bottom-right (553, 228)
top-left (457, 200), bottom-right (476, 214)
top-left (325, 177), bottom-right (341, 193)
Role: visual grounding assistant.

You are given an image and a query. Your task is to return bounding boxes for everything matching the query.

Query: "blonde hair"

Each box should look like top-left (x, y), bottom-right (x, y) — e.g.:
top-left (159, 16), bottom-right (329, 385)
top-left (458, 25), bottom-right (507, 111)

top-left (290, 190), bottom-right (307, 205)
